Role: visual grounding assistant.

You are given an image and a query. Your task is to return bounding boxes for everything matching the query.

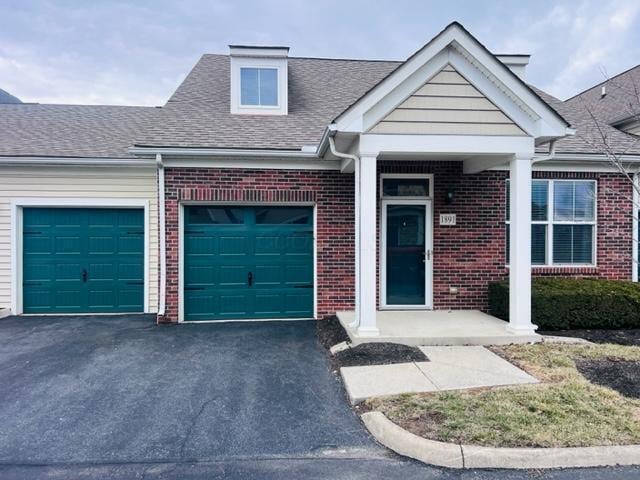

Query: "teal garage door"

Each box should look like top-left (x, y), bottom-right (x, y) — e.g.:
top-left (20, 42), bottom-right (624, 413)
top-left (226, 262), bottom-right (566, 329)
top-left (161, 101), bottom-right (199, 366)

top-left (184, 206), bottom-right (314, 321)
top-left (22, 208), bottom-right (145, 314)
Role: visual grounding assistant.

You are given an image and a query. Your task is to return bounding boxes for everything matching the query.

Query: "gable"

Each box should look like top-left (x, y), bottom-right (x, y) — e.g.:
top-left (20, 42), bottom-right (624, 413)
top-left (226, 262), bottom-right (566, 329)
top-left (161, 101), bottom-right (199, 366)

top-left (369, 65), bottom-right (525, 136)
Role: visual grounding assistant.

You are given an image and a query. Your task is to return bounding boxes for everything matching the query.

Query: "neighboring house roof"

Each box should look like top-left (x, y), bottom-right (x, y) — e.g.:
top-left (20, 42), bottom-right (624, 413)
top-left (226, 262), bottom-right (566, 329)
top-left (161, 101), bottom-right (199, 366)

top-left (531, 86), bottom-right (640, 155)
top-left (135, 54), bottom-right (400, 150)
top-left (555, 65), bottom-right (640, 155)
top-left (0, 104), bottom-right (159, 158)
top-left (0, 88), bottom-right (21, 104)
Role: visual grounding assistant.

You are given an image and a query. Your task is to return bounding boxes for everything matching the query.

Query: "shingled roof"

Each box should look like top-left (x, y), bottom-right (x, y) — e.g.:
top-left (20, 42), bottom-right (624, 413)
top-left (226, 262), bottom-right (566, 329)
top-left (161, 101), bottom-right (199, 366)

top-left (0, 52), bottom-right (638, 159)
top-left (135, 54), bottom-right (400, 150)
top-left (0, 104), bottom-right (158, 158)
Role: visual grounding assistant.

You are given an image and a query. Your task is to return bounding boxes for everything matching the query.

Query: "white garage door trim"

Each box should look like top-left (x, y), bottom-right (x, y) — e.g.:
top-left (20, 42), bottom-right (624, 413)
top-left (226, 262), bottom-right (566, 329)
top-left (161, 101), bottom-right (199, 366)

top-left (10, 198), bottom-right (151, 315)
top-left (177, 201), bottom-right (318, 323)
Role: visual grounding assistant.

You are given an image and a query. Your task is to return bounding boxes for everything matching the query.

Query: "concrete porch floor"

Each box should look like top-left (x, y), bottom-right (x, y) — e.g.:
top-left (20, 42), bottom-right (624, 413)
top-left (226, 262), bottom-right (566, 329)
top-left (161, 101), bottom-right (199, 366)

top-left (336, 310), bottom-right (541, 346)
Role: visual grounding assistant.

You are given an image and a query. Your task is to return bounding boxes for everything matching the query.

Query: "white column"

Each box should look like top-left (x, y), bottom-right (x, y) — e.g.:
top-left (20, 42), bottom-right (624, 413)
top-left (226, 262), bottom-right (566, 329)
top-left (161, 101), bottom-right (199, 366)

top-left (356, 153), bottom-right (379, 336)
top-left (508, 155), bottom-right (536, 332)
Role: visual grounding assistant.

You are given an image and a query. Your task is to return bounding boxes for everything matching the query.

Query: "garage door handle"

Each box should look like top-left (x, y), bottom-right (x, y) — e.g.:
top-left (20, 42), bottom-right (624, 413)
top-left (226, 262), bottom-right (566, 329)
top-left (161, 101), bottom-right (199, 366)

top-left (248, 272), bottom-right (253, 287)
top-left (82, 269), bottom-right (88, 283)
top-left (294, 284), bottom-right (313, 288)
top-left (185, 286), bottom-right (205, 291)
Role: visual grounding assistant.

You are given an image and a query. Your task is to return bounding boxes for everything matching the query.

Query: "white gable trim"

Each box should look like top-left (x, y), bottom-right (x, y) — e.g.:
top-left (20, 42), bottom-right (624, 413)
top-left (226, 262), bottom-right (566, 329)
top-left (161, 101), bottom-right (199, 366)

top-left (333, 23), bottom-right (569, 140)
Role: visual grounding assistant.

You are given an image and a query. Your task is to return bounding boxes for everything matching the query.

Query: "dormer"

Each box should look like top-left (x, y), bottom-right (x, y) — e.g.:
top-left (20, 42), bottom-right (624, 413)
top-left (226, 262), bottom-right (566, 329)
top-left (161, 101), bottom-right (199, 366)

top-left (229, 45), bottom-right (289, 115)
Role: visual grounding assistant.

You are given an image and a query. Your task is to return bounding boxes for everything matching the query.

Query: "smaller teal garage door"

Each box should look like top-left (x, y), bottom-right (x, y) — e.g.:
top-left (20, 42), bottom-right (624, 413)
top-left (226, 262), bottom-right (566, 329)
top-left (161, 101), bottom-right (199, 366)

top-left (22, 208), bottom-right (145, 314)
top-left (184, 206), bottom-right (314, 321)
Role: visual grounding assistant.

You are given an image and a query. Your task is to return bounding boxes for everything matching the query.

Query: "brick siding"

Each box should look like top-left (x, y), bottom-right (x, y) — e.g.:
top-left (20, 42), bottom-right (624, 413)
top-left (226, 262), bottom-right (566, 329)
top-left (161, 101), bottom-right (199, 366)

top-left (159, 165), bottom-right (633, 322)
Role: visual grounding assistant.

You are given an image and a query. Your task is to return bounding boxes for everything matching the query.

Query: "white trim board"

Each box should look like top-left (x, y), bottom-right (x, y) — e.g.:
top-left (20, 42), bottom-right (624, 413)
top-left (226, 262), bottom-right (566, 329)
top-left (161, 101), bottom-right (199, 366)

top-left (10, 198), bottom-right (151, 315)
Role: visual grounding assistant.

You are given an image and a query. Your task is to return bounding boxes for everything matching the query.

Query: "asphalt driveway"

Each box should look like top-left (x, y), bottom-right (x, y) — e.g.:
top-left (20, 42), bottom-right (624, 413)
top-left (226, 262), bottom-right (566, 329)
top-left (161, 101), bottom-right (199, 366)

top-left (1, 314), bottom-right (639, 480)
top-left (0, 315), bottom-right (379, 464)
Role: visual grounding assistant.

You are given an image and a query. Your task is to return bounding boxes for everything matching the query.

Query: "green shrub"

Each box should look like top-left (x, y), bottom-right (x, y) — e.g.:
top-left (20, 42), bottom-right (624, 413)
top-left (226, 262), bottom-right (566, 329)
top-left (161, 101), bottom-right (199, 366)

top-left (488, 278), bottom-right (640, 330)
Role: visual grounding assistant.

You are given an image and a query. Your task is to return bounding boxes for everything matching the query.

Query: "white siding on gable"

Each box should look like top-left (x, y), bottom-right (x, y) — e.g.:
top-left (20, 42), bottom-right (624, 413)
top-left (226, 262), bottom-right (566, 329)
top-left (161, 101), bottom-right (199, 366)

top-left (369, 64), bottom-right (526, 136)
top-left (0, 165), bottom-right (159, 312)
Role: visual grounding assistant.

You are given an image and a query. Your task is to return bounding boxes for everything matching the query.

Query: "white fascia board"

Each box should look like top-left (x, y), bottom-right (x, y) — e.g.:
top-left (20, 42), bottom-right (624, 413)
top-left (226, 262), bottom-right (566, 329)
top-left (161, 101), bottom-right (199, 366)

top-left (362, 49), bottom-right (449, 132)
top-left (334, 23), bottom-right (568, 138)
top-left (0, 156), bottom-right (155, 167)
top-left (359, 134), bottom-right (534, 157)
top-left (128, 146), bottom-right (319, 158)
top-left (160, 156), bottom-right (341, 170)
top-left (334, 28), bottom-right (458, 132)
top-left (448, 39), bottom-right (568, 134)
top-left (447, 49), bottom-right (537, 136)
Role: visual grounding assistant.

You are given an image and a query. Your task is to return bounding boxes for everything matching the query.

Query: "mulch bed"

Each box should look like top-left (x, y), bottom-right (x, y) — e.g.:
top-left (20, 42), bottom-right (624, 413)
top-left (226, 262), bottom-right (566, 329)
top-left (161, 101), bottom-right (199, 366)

top-left (316, 316), bottom-right (350, 350)
top-left (540, 329), bottom-right (640, 346)
top-left (334, 342), bottom-right (428, 367)
top-left (576, 358), bottom-right (640, 399)
top-left (316, 316), bottom-right (428, 368)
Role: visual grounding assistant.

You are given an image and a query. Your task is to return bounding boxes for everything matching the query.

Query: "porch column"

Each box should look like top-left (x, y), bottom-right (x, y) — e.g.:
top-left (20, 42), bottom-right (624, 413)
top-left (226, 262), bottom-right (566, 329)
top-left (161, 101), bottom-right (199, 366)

top-left (356, 152), bottom-right (379, 335)
top-left (508, 154), bottom-right (536, 332)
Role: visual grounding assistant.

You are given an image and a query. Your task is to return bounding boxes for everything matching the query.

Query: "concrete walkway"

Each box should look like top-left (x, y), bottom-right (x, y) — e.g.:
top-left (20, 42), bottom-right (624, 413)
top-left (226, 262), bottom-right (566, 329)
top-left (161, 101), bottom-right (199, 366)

top-left (341, 346), bottom-right (538, 404)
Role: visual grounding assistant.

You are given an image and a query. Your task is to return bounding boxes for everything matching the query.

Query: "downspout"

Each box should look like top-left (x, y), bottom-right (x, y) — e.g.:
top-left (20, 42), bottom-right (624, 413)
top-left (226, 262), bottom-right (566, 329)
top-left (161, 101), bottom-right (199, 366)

top-left (156, 153), bottom-right (167, 320)
top-left (532, 139), bottom-right (557, 163)
top-left (328, 135), bottom-right (361, 328)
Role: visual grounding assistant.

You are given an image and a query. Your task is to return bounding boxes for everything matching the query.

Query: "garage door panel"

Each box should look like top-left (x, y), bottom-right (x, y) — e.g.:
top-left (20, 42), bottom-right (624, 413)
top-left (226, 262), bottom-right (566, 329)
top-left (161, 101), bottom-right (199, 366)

top-left (217, 265), bottom-right (247, 286)
top-left (184, 206), bottom-right (313, 321)
top-left (219, 236), bottom-right (250, 255)
top-left (22, 207), bottom-right (144, 314)
top-left (284, 264), bottom-right (313, 285)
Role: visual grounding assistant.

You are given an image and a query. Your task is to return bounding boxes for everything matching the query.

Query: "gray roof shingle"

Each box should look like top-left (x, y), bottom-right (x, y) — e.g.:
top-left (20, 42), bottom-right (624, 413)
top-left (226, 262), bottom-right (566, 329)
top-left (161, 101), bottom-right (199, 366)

top-left (0, 104), bottom-right (159, 158)
top-left (1, 52), bottom-right (638, 159)
top-left (532, 84), bottom-right (640, 156)
top-left (135, 54), bottom-right (400, 150)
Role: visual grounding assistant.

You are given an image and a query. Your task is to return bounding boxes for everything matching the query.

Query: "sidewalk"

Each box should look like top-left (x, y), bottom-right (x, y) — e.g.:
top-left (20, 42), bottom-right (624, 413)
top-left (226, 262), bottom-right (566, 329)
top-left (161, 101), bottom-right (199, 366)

top-left (340, 346), bottom-right (538, 404)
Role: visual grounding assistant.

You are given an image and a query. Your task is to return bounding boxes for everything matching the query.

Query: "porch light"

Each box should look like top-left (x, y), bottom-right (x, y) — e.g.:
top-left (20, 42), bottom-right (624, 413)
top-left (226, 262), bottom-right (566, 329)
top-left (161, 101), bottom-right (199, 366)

top-left (445, 189), bottom-right (455, 205)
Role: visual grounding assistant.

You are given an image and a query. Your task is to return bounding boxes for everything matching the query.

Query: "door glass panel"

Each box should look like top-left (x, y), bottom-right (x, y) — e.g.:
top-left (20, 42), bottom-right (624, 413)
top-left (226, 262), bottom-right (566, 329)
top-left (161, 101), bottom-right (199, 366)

top-left (386, 204), bottom-right (426, 305)
top-left (188, 207), bottom-right (244, 224)
top-left (382, 178), bottom-right (429, 197)
top-left (254, 207), bottom-right (311, 225)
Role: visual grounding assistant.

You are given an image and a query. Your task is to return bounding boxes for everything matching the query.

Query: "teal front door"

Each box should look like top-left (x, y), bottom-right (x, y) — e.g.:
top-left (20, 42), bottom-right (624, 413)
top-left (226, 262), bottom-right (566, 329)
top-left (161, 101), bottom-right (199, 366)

top-left (22, 207), bottom-right (145, 314)
top-left (383, 202), bottom-right (430, 307)
top-left (183, 206), bottom-right (314, 321)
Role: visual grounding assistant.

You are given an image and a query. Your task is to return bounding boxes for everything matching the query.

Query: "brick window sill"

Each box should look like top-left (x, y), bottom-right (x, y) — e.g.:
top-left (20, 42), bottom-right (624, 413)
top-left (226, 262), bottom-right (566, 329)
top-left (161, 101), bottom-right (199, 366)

top-left (532, 266), bottom-right (598, 275)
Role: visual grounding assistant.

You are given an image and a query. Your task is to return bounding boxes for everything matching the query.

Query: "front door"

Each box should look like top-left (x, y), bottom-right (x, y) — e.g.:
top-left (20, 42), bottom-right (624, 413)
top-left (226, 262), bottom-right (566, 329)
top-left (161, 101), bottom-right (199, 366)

top-left (382, 200), bottom-right (432, 308)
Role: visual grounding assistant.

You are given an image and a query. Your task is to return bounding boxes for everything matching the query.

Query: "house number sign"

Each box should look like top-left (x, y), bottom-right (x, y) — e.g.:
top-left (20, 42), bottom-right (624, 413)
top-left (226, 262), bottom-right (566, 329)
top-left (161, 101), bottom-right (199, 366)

top-left (439, 213), bottom-right (457, 226)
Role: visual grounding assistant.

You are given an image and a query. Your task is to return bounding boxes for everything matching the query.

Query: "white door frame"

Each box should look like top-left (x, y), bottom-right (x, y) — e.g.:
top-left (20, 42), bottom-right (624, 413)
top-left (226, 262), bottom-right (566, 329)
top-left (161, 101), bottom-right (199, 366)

top-left (10, 198), bottom-right (151, 315)
top-left (380, 198), bottom-right (433, 310)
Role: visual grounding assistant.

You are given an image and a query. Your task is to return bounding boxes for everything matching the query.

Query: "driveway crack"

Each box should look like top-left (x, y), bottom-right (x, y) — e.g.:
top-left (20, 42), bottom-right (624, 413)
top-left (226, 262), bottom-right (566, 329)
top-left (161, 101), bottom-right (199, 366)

top-left (179, 398), bottom-right (217, 459)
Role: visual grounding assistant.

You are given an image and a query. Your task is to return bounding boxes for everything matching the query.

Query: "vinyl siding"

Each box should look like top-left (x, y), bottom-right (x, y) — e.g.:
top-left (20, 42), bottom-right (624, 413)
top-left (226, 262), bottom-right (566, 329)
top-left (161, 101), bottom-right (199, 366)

top-left (0, 165), bottom-right (158, 312)
top-left (369, 64), bottom-right (526, 136)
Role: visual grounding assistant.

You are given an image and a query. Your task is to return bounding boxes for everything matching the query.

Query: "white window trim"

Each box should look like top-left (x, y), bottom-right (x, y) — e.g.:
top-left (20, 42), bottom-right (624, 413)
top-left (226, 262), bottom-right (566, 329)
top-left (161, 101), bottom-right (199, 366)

top-left (10, 198), bottom-right (151, 315)
top-left (239, 67), bottom-right (280, 108)
top-left (230, 56), bottom-right (288, 115)
top-left (506, 179), bottom-right (598, 267)
top-left (379, 173), bottom-right (434, 200)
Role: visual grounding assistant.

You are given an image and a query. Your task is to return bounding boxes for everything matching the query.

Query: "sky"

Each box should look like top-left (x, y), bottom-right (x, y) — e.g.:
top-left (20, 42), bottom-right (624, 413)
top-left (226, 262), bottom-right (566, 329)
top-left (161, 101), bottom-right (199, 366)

top-left (1, 0), bottom-right (639, 106)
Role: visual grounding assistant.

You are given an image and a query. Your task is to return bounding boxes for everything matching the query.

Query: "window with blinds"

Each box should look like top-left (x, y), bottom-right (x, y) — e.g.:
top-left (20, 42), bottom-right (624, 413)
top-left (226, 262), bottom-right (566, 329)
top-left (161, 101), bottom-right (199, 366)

top-left (506, 179), bottom-right (596, 266)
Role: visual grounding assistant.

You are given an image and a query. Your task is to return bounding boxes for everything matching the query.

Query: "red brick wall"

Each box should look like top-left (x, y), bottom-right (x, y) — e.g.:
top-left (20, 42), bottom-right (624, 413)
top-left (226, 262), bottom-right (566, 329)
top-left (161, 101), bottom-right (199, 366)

top-left (378, 161), bottom-right (509, 311)
top-left (159, 165), bottom-right (634, 322)
top-left (160, 167), bottom-right (355, 322)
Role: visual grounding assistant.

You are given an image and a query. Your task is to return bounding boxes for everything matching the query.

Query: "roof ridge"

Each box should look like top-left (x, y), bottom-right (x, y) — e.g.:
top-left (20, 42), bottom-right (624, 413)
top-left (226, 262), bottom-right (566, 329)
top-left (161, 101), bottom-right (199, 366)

top-left (202, 52), bottom-right (403, 63)
top-left (564, 63), bottom-right (640, 102)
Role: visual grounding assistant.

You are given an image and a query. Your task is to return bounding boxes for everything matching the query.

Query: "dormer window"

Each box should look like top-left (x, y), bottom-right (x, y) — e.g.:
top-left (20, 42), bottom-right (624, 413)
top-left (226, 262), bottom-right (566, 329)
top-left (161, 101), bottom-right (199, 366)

top-left (240, 67), bottom-right (278, 106)
top-left (230, 45), bottom-right (288, 115)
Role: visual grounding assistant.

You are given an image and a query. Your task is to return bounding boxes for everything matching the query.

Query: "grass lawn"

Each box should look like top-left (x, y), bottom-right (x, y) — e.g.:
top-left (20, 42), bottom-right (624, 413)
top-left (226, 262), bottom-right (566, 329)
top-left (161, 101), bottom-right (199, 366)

top-left (366, 343), bottom-right (640, 448)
